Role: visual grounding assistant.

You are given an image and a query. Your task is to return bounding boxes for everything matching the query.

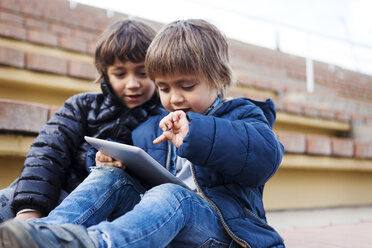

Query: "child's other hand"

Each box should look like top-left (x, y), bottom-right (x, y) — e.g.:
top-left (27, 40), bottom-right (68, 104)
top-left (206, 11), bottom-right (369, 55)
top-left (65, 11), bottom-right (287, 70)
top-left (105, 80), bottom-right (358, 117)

top-left (15, 210), bottom-right (42, 220)
top-left (153, 110), bottom-right (189, 148)
top-left (95, 151), bottom-right (126, 169)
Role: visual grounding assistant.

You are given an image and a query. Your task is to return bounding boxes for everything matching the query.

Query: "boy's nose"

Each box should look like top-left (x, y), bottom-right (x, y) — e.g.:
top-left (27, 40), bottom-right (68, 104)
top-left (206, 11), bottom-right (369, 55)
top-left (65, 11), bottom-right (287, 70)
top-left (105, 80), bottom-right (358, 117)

top-left (170, 92), bottom-right (184, 105)
top-left (126, 75), bottom-right (141, 88)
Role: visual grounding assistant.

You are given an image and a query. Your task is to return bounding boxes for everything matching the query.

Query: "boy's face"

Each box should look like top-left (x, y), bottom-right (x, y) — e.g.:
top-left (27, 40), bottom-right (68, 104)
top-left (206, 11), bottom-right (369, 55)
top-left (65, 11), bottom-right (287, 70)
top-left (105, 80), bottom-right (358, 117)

top-left (107, 59), bottom-right (155, 109)
top-left (154, 73), bottom-right (218, 114)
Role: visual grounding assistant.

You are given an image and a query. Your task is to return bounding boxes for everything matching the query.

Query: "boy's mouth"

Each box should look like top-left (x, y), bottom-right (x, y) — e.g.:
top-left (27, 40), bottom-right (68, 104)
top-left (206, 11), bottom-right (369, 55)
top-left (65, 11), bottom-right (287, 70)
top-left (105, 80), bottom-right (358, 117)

top-left (175, 108), bottom-right (191, 113)
top-left (125, 93), bottom-right (143, 101)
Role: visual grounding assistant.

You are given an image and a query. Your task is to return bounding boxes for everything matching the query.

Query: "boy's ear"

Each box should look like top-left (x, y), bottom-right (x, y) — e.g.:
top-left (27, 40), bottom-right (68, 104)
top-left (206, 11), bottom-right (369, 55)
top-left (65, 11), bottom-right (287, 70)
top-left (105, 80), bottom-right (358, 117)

top-left (94, 74), bottom-right (104, 84)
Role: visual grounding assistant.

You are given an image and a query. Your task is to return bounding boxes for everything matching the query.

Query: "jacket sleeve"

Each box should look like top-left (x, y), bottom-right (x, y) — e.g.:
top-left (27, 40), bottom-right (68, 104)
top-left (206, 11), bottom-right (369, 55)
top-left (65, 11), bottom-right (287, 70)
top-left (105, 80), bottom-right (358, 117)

top-left (177, 110), bottom-right (284, 187)
top-left (86, 146), bottom-right (98, 170)
top-left (11, 94), bottom-right (89, 216)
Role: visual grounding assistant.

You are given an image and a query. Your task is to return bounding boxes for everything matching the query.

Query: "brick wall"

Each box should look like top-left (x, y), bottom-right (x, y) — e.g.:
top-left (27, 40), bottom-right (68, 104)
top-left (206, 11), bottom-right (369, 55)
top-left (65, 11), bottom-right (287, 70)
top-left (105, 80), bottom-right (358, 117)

top-left (0, 0), bottom-right (161, 80)
top-left (1, 0), bottom-right (371, 99)
top-left (0, 0), bottom-right (371, 144)
top-left (229, 39), bottom-right (372, 104)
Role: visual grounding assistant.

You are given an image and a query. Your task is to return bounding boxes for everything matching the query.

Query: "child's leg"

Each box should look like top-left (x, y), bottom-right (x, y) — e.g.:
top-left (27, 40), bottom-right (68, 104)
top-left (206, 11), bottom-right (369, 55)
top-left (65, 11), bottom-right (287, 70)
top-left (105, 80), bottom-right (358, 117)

top-left (0, 179), bottom-right (18, 223)
top-left (0, 179), bottom-right (70, 224)
top-left (88, 183), bottom-right (232, 248)
top-left (33, 166), bottom-right (146, 227)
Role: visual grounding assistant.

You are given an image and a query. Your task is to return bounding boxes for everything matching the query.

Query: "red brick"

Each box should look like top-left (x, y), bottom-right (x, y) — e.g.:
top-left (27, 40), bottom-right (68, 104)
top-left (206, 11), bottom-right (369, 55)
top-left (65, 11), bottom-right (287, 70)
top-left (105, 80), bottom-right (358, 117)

top-left (71, 28), bottom-right (97, 41)
top-left (302, 105), bottom-right (319, 118)
top-left (58, 36), bottom-right (87, 53)
top-left (0, 22), bottom-right (26, 40)
top-left (48, 105), bottom-right (60, 119)
top-left (335, 111), bottom-right (350, 122)
top-left (27, 29), bottom-right (58, 47)
top-left (86, 41), bottom-right (96, 55)
top-left (318, 108), bottom-right (335, 120)
top-left (354, 141), bottom-right (372, 159)
top-left (350, 113), bottom-right (364, 124)
top-left (0, 0), bottom-right (21, 12)
top-left (26, 53), bottom-right (67, 75)
top-left (19, 0), bottom-right (44, 17)
top-left (0, 11), bottom-right (23, 25)
top-left (49, 23), bottom-right (72, 36)
top-left (67, 61), bottom-right (97, 80)
top-left (0, 99), bottom-right (49, 133)
top-left (40, 0), bottom-right (68, 22)
top-left (331, 138), bottom-right (354, 157)
top-left (226, 89), bottom-right (244, 99)
top-left (25, 17), bottom-right (49, 30)
top-left (71, 3), bottom-right (111, 31)
top-left (284, 101), bottom-right (303, 115)
top-left (277, 132), bottom-right (306, 154)
top-left (306, 135), bottom-right (331, 155)
top-left (272, 98), bottom-right (285, 112)
top-left (0, 46), bottom-right (25, 68)
top-left (365, 115), bottom-right (372, 124)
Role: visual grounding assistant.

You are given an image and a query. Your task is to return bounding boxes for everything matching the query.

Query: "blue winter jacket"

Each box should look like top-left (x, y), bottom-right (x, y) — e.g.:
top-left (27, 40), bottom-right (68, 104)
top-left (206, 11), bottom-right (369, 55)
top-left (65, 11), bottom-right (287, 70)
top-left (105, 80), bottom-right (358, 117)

top-left (132, 98), bottom-right (285, 248)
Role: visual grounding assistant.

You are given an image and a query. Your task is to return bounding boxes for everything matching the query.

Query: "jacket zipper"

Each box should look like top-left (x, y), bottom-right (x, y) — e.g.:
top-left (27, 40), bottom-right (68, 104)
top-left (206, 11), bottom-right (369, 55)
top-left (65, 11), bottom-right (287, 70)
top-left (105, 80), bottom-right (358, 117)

top-left (188, 99), bottom-right (250, 248)
top-left (190, 164), bottom-right (251, 248)
top-left (243, 206), bottom-right (279, 233)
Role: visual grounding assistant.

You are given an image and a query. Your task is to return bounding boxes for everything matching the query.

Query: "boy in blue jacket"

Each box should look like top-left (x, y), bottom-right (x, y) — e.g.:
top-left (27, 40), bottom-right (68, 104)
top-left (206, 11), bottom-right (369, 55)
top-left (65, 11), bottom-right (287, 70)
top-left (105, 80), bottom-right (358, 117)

top-left (0, 19), bottom-right (285, 248)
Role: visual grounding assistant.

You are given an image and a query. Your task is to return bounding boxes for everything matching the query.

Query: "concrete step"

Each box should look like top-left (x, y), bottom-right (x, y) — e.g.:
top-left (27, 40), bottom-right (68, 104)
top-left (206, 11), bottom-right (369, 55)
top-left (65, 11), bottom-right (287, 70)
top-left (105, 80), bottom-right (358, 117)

top-left (267, 206), bottom-right (372, 248)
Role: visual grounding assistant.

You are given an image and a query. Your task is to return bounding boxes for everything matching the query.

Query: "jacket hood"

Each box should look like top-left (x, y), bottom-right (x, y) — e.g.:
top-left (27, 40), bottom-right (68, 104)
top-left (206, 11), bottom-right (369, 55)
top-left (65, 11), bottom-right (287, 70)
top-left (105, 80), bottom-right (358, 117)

top-left (216, 98), bottom-right (277, 128)
top-left (247, 98), bottom-right (277, 128)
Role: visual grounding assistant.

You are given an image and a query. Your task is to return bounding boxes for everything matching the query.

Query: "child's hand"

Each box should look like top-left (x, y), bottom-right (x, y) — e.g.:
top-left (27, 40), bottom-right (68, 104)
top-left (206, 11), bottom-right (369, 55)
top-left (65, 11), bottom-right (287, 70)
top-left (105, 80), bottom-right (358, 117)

top-left (153, 111), bottom-right (189, 148)
top-left (95, 151), bottom-right (125, 169)
top-left (15, 210), bottom-right (42, 220)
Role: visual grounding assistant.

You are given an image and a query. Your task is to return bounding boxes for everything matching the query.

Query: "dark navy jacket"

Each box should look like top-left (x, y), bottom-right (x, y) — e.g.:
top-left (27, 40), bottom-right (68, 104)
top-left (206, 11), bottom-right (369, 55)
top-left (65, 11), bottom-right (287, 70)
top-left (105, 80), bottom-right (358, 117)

top-left (132, 98), bottom-right (285, 248)
top-left (12, 79), bottom-right (163, 216)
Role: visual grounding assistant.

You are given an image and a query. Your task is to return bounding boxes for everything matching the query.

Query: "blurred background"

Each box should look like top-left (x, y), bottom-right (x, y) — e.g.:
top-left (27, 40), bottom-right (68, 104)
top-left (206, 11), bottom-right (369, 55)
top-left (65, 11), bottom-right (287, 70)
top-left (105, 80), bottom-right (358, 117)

top-left (75, 0), bottom-right (372, 77)
top-left (0, 0), bottom-right (371, 246)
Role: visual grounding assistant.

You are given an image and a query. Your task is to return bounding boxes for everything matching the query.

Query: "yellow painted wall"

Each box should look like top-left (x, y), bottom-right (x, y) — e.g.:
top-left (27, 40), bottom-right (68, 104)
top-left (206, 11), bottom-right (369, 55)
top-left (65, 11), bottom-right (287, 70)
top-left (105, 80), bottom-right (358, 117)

top-left (264, 167), bottom-right (372, 210)
top-left (0, 67), bottom-right (100, 106)
top-left (0, 156), bottom-right (24, 188)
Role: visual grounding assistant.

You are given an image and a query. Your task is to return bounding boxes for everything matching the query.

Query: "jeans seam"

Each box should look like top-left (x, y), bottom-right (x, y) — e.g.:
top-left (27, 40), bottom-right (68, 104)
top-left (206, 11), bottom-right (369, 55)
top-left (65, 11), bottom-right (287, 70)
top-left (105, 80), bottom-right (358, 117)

top-left (117, 194), bottom-right (191, 248)
top-left (73, 178), bottom-right (132, 225)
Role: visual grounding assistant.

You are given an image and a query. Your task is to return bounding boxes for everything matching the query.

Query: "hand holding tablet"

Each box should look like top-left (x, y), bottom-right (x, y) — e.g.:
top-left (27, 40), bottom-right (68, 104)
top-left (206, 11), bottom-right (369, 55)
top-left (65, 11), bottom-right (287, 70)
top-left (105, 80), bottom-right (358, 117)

top-left (84, 136), bottom-right (189, 189)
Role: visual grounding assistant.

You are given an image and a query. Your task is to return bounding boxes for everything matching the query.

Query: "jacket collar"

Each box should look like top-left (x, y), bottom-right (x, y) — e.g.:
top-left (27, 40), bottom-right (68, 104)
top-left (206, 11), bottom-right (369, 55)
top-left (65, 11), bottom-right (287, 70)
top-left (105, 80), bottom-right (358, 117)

top-left (212, 98), bottom-right (276, 128)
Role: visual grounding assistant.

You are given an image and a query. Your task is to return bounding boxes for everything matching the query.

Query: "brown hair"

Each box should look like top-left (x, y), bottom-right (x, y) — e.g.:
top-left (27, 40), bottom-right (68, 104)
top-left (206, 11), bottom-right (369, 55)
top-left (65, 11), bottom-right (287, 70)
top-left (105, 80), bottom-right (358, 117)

top-left (145, 19), bottom-right (233, 98)
top-left (94, 19), bottom-right (157, 83)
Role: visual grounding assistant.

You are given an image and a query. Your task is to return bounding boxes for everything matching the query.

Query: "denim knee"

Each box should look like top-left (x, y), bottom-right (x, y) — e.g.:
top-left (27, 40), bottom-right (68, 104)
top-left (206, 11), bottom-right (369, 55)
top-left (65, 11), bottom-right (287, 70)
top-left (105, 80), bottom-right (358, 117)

top-left (148, 183), bottom-right (191, 198)
top-left (90, 165), bottom-right (124, 176)
top-left (144, 183), bottom-right (197, 211)
top-left (90, 166), bottom-right (146, 195)
top-left (90, 166), bottom-right (131, 184)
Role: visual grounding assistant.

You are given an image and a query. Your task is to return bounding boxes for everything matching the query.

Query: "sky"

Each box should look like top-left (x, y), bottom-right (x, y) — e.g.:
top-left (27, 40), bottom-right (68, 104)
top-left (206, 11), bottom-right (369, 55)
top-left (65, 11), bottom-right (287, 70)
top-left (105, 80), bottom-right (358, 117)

top-left (72, 0), bottom-right (372, 76)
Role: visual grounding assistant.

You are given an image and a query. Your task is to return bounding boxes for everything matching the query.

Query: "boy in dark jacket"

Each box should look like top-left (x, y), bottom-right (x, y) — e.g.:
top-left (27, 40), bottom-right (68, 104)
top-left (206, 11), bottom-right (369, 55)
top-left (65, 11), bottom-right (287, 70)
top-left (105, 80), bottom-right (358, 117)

top-left (0, 19), bottom-right (163, 222)
top-left (0, 19), bottom-right (285, 248)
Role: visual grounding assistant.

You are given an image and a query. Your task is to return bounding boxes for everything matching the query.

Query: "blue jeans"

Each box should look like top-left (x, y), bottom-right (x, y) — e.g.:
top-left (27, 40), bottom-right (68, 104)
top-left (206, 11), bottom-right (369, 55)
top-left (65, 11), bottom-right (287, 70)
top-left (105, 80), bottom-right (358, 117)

top-left (35, 166), bottom-right (232, 248)
top-left (0, 179), bottom-right (68, 223)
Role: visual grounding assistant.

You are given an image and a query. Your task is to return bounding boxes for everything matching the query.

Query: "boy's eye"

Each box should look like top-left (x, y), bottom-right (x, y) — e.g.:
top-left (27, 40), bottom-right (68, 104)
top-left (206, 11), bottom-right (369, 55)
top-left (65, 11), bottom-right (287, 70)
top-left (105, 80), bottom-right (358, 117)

top-left (182, 85), bottom-right (195, 90)
top-left (114, 72), bottom-right (125, 77)
top-left (137, 71), bottom-right (147, 78)
top-left (159, 87), bottom-right (170, 93)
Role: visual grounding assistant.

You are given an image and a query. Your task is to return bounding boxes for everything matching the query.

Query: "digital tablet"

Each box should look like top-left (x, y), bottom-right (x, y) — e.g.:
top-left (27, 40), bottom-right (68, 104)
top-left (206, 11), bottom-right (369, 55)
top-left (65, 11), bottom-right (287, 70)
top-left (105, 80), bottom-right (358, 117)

top-left (84, 136), bottom-right (189, 189)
